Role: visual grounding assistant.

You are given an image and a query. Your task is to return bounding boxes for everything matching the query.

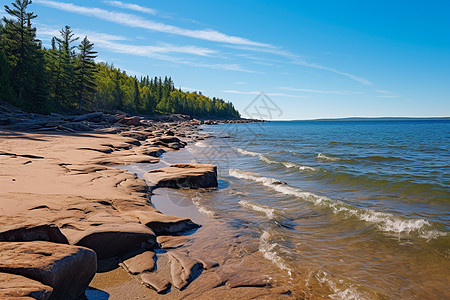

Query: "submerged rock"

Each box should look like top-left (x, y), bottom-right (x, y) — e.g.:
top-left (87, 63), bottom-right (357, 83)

top-left (144, 163), bottom-right (218, 189)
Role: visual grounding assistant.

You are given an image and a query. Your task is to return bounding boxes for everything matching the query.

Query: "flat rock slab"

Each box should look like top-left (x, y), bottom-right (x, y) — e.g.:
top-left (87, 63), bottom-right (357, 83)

top-left (140, 272), bottom-right (171, 293)
top-left (144, 163), bottom-right (218, 189)
top-left (168, 250), bottom-right (203, 290)
top-left (121, 251), bottom-right (155, 275)
top-left (0, 272), bottom-right (52, 300)
top-left (125, 209), bottom-right (200, 235)
top-left (0, 241), bottom-right (97, 300)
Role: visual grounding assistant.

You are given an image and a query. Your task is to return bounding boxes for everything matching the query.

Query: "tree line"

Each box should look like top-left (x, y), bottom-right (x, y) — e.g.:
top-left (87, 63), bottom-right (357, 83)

top-left (0, 0), bottom-right (240, 118)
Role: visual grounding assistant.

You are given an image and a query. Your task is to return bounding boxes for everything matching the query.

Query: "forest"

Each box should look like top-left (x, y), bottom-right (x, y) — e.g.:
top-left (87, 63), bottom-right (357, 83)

top-left (0, 0), bottom-right (240, 118)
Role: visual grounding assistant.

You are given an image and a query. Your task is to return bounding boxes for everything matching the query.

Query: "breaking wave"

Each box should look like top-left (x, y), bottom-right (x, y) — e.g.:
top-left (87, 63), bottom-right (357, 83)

top-left (229, 169), bottom-right (445, 239)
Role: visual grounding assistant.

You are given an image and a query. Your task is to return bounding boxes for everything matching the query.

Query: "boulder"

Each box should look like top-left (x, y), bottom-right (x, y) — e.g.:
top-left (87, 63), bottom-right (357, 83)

top-left (0, 272), bottom-right (52, 300)
top-left (119, 116), bottom-right (141, 126)
top-left (63, 122), bottom-right (92, 132)
top-left (0, 241), bottom-right (97, 300)
top-left (144, 163), bottom-right (218, 189)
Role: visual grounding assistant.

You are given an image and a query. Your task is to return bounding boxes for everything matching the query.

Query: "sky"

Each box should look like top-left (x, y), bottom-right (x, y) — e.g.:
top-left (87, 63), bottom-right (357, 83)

top-left (1, 0), bottom-right (449, 119)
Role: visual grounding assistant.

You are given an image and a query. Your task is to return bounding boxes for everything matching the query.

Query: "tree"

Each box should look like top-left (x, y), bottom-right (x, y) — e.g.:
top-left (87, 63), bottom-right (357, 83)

top-left (75, 36), bottom-right (97, 111)
top-left (53, 25), bottom-right (78, 110)
top-left (0, 50), bottom-right (16, 103)
top-left (1, 0), bottom-right (49, 112)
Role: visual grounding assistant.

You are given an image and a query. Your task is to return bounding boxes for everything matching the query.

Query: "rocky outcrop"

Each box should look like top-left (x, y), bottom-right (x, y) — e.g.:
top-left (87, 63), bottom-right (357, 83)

top-left (144, 163), bottom-right (218, 189)
top-left (0, 272), bottom-right (53, 300)
top-left (140, 273), bottom-right (171, 294)
top-left (0, 221), bottom-right (68, 244)
top-left (0, 241), bottom-right (97, 300)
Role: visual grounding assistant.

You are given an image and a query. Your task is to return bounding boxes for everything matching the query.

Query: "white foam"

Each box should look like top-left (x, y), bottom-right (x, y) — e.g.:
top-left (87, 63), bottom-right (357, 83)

top-left (259, 230), bottom-right (292, 276)
top-left (234, 147), bottom-right (316, 172)
top-left (229, 169), bottom-right (445, 238)
top-left (239, 200), bottom-right (276, 219)
top-left (195, 141), bottom-right (213, 148)
top-left (233, 147), bottom-right (261, 157)
top-left (314, 270), bottom-right (366, 300)
top-left (317, 153), bottom-right (343, 161)
top-left (192, 196), bottom-right (215, 217)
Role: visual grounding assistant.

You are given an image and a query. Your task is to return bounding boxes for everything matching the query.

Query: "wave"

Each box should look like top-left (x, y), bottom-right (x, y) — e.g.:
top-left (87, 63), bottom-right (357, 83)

top-left (229, 169), bottom-right (446, 238)
top-left (312, 270), bottom-right (366, 300)
top-left (317, 153), bottom-right (347, 161)
top-left (259, 230), bottom-right (292, 276)
top-left (233, 147), bottom-right (317, 172)
top-left (195, 141), bottom-right (213, 148)
top-left (192, 195), bottom-right (215, 217)
top-left (239, 200), bottom-right (279, 220)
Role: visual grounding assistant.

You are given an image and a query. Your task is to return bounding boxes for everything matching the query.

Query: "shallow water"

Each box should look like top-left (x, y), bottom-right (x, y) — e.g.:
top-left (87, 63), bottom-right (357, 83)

top-left (125, 120), bottom-right (450, 299)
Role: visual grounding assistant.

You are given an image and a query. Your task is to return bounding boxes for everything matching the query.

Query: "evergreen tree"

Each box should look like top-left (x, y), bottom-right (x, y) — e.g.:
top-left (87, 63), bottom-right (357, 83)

top-left (53, 25), bottom-right (78, 110)
top-left (75, 36), bottom-right (97, 111)
top-left (1, 0), bottom-right (48, 112)
top-left (0, 50), bottom-right (17, 103)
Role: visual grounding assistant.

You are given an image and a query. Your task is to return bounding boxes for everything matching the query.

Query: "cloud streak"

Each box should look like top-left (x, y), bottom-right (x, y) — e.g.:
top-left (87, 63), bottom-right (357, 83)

top-left (35, 0), bottom-right (273, 48)
top-left (279, 87), bottom-right (362, 95)
top-left (103, 1), bottom-right (156, 15)
top-left (226, 45), bottom-right (372, 86)
top-left (37, 25), bottom-right (253, 73)
top-left (222, 90), bottom-right (303, 98)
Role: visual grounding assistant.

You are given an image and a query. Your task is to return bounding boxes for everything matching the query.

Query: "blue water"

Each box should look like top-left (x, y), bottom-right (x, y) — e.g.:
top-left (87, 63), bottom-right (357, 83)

top-left (190, 120), bottom-right (450, 299)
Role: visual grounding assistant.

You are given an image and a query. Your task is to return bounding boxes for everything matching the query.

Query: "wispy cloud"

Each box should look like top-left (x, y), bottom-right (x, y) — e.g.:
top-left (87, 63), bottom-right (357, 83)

top-left (373, 89), bottom-right (400, 98)
top-left (103, 1), bottom-right (156, 15)
top-left (222, 90), bottom-right (303, 98)
top-left (35, 0), bottom-right (273, 48)
top-left (226, 45), bottom-right (372, 86)
top-left (279, 87), bottom-right (362, 95)
top-left (37, 25), bottom-right (253, 73)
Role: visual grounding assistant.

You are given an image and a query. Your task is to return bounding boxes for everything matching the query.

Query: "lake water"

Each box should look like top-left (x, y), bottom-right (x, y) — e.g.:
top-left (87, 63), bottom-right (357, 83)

top-left (127, 120), bottom-right (450, 299)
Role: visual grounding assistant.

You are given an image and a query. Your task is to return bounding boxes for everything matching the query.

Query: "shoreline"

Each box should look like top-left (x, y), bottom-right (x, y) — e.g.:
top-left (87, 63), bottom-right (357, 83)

top-left (0, 106), bottom-right (291, 299)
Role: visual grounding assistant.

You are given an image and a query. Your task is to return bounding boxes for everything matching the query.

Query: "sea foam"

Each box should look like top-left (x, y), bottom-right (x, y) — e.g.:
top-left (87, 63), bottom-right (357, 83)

top-left (239, 200), bottom-right (278, 220)
top-left (234, 147), bottom-right (316, 172)
top-left (229, 169), bottom-right (444, 238)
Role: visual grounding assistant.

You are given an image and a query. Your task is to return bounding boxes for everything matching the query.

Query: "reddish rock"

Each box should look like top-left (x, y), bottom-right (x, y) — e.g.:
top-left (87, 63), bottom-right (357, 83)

top-left (0, 241), bottom-right (97, 300)
top-left (144, 163), bottom-right (218, 189)
top-left (0, 272), bottom-right (52, 300)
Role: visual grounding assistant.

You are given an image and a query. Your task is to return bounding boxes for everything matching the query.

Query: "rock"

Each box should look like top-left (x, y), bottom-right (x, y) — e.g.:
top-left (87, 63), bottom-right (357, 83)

top-left (84, 112), bottom-right (103, 123)
top-left (0, 241), bottom-right (97, 300)
top-left (144, 163), bottom-right (218, 189)
top-left (119, 116), bottom-right (141, 126)
top-left (63, 122), bottom-right (92, 132)
top-left (157, 236), bottom-right (186, 249)
top-left (140, 273), bottom-right (171, 293)
top-left (0, 118), bottom-right (11, 125)
top-left (196, 258), bottom-right (219, 270)
top-left (0, 223), bottom-right (68, 244)
top-left (138, 147), bottom-right (165, 157)
top-left (121, 251), bottom-right (155, 275)
top-left (168, 251), bottom-right (203, 290)
top-left (62, 218), bottom-right (157, 259)
top-left (0, 272), bottom-right (53, 300)
top-left (124, 210), bottom-right (200, 235)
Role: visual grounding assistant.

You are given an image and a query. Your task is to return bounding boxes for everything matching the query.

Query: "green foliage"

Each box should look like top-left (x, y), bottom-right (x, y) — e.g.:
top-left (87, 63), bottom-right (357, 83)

top-left (0, 0), bottom-right (240, 118)
top-left (75, 36), bottom-right (97, 111)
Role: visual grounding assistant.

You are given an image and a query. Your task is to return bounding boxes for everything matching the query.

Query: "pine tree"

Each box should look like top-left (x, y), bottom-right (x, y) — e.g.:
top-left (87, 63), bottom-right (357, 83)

top-left (53, 25), bottom-right (79, 110)
top-left (1, 0), bottom-right (49, 112)
top-left (75, 36), bottom-right (97, 111)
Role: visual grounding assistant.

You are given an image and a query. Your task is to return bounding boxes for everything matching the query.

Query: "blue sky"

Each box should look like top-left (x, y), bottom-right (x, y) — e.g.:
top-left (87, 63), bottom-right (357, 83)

top-left (2, 0), bottom-right (449, 119)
